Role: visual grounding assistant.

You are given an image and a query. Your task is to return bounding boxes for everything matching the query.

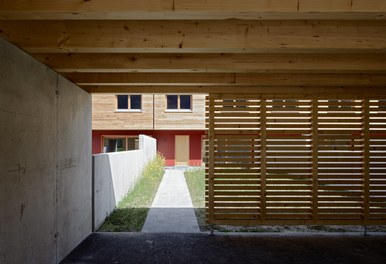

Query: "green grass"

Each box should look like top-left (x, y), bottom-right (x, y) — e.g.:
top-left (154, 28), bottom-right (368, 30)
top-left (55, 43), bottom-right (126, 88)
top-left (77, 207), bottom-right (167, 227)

top-left (184, 167), bottom-right (208, 231)
top-left (183, 168), bottom-right (386, 233)
top-left (98, 153), bottom-right (165, 232)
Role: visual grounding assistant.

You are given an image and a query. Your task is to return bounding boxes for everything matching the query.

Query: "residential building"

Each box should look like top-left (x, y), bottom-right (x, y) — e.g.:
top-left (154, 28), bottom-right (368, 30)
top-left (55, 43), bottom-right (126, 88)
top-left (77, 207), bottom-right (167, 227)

top-left (92, 93), bottom-right (206, 166)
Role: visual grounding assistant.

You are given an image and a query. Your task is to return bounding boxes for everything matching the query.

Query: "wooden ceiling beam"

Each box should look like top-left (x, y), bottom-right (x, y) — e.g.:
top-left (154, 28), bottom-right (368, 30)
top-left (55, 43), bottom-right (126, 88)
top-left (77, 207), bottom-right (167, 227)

top-left (81, 85), bottom-right (386, 95)
top-left (1, 20), bottom-right (385, 53)
top-left (65, 73), bottom-right (386, 87)
top-left (1, 0), bottom-right (385, 20)
top-left (177, 0), bottom-right (386, 12)
top-left (33, 53), bottom-right (386, 73)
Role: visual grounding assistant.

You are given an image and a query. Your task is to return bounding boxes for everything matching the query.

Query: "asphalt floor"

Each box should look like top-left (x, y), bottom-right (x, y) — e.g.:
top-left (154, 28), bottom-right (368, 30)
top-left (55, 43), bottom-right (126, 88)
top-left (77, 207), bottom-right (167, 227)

top-left (61, 232), bottom-right (386, 264)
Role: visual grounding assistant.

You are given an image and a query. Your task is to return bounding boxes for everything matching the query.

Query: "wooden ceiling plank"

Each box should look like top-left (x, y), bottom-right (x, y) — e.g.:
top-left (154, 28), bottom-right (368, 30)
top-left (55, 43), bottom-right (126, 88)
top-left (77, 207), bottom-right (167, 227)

top-left (1, 0), bottom-right (385, 20)
top-left (174, 0), bottom-right (298, 11)
top-left (1, 20), bottom-right (385, 53)
top-left (0, 0), bottom-right (173, 19)
top-left (33, 53), bottom-right (386, 73)
top-left (177, 0), bottom-right (386, 12)
top-left (65, 72), bottom-right (386, 87)
top-left (352, 0), bottom-right (386, 11)
top-left (300, 0), bottom-right (354, 11)
top-left (65, 72), bottom-right (234, 85)
top-left (81, 85), bottom-right (386, 94)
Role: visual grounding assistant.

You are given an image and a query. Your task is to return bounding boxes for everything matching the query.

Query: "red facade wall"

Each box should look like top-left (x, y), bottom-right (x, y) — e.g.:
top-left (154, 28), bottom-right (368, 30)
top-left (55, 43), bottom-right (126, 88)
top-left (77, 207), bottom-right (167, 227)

top-left (92, 130), bottom-right (205, 166)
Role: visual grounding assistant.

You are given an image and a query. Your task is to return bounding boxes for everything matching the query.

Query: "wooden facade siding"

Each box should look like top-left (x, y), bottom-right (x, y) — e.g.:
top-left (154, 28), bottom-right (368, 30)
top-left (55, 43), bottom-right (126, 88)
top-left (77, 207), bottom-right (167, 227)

top-left (205, 94), bottom-right (386, 226)
top-left (154, 94), bottom-right (206, 130)
top-left (92, 94), bottom-right (206, 130)
top-left (92, 94), bottom-right (154, 130)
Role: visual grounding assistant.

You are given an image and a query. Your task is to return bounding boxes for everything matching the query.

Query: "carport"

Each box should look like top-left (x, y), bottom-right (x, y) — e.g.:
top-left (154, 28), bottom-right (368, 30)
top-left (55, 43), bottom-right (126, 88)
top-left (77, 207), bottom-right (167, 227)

top-left (1, 1), bottom-right (386, 263)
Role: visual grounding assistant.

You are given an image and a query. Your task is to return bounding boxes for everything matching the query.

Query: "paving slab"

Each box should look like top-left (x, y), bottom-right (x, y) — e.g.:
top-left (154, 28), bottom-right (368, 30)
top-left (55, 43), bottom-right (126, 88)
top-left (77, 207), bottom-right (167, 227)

top-left (61, 232), bottom-right (386, 264)
top-left (142, 169), bottom-right (200, 233)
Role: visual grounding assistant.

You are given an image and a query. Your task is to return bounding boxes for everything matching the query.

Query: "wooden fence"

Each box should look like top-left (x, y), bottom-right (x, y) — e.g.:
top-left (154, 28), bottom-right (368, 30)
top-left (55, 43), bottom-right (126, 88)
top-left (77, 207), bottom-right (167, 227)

top-left (205, 94), bottom-right (386, 225)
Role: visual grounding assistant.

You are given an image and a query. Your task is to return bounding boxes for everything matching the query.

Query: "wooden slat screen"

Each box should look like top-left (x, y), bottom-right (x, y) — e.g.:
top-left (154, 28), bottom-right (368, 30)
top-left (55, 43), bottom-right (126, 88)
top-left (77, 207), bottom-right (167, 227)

top-left (205, 95), bottom-right (386, 225)
top-left (266, 99), bottom-right (313, 221)
top-left (317, 99), bottom-right (365, 221)
top-left (205, 97), bottom-right (262, 223)
top-left (369, 100), bottom-right (386, 220)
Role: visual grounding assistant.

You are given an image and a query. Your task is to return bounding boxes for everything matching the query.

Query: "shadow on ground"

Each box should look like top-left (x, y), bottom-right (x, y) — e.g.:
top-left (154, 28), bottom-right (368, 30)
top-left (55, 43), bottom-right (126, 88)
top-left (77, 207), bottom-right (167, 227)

top-left (61, 232), bottom-right (386, 264)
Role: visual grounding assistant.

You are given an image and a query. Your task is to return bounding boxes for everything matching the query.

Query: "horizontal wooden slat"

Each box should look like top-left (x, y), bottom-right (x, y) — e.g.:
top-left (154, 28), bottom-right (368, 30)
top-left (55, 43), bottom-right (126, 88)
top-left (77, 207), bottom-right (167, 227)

top-left (214, 180), bottom-right (261, 185)
top-left (213, 152), bottom-right (261, 157)
top-left (213, 191), bottom-right (261, 196)
top-left (209, 124), bottom-right (259, 129)
top-left (214, 214), bottom-right (260, 220)
top-left (214, 209), bottom-right (260, 214)
top-left (214, 197), bottom-right (261, 202)
top-left (206, 95), bottom-right (386, 226)
top-left (266, 202), bottom-right (312, 207)
top-left (265, 214), bottom-right (312, 220)
top-left (214, 202), bottom-right (260, 207)
top-left (266, 185), bottom-right (312, 191)
top-left (318, 202), bottom-right (364, 207)
top-left (266, 208), bottom-right (312, 213)
top-left (317, 214), bottom-right (363, 219)
top-left (212, 118), bottom-right (260, 123)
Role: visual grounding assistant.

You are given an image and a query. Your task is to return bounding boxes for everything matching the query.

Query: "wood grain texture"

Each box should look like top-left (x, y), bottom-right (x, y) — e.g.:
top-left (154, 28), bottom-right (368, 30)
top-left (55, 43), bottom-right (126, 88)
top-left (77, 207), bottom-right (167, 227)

top-left (92, 93), bottom-right (206, 130)
top-left (154, 94), bottom-right (205, 130)
top-left (83, 86), bottom-right (386, 95)
top-left (205, 95), bottom-right (386, 226)
top-left (65, 72), bottom-right (386, 87)
top-left (1, 0), bottom-right (385, 20)
top-left (34, 53), bottom-right (386, 74)
top-left (1, 20), bottom-right (385, 53)
top-left (92, 94), bottom-right (154, 130)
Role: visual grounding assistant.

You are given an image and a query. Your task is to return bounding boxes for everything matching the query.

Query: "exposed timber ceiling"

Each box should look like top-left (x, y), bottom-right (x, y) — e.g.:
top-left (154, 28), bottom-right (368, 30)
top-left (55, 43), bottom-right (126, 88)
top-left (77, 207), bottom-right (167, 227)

top-left (0, 0), bottom-right (386, 94)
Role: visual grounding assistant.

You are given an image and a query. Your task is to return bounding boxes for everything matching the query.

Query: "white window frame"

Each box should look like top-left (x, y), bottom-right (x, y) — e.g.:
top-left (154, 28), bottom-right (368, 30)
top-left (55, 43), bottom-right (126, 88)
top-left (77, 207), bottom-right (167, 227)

top-left (165, 94), bottom-right (193, 113)
top-left (115, 94), bottom-right (142, 112)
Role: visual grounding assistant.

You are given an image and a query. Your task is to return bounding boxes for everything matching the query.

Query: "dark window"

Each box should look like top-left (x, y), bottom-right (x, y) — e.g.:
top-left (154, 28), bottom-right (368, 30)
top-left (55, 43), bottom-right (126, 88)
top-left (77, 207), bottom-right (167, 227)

top-left (180, 95), bottom-right (191, 110)
top-left (116, 139), bottom-right (126, 151)
top-left (103, 136), bottom-right (139, 153)
top-left (130, 95), bottom-right (142, 110)
top-left (167, 95), bottom-right (178, 109)
top-left (127, 137), bottom-right (139, 150)
top-left (117, 95), bottom-right (128, 109)
top-left (167, 95), bottom-right (192, 110)
top-left (103, 138), bottom-right (127, 153)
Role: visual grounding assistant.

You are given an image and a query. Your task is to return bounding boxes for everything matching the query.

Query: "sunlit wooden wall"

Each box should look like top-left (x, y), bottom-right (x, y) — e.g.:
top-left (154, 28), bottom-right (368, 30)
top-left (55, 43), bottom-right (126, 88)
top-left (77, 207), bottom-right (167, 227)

top-left (205, 94), bottom-right (386, 225)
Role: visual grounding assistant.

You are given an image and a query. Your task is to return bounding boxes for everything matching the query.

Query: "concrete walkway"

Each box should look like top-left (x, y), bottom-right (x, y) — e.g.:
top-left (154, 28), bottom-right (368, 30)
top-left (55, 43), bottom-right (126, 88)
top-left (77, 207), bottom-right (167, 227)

top-left (142, 169), bottom-right (200, 233)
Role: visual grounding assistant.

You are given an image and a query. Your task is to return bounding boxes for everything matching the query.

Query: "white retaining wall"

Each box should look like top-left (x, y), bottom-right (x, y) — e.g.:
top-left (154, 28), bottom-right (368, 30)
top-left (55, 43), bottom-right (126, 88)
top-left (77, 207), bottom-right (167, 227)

top-left (93, 135), bottom-right (156, 229)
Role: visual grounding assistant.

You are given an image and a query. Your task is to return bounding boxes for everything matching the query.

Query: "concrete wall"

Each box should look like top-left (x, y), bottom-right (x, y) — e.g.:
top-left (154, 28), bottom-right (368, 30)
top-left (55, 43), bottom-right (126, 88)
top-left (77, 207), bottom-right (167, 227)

top-left (0, 38), bottom-right (92, 263)
top-left (140, 134), bottom-right (157, 165)
top-left (93, 135), bottom-right (156, 229)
